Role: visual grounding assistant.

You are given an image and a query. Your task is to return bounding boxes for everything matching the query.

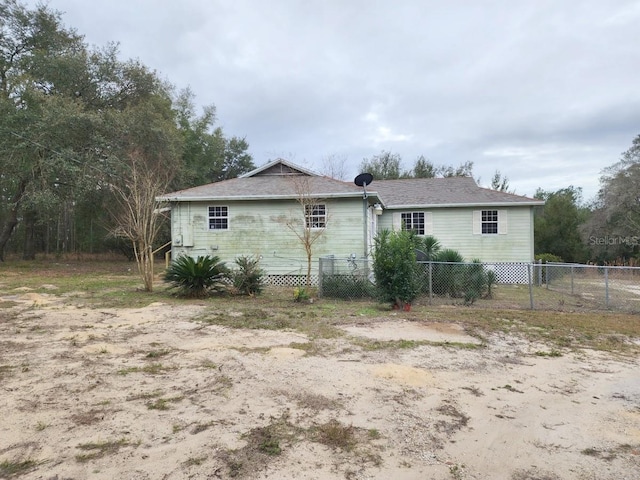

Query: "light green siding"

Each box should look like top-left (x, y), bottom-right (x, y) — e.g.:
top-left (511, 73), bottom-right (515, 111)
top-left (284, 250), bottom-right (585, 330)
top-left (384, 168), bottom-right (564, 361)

top-left (378, 206), bottom-right (535, 262)
top-left (170, 198), bottom-right (366, 274)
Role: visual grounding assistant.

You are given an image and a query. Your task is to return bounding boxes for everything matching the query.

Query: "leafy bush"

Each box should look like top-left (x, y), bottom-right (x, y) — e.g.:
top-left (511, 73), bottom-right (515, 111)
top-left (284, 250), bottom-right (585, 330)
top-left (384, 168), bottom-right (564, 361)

top-left (431, 248), bottom-right (466, 297)
top-left (462, 259), bottom-right (488, 304)
top-left (413, 235), bottom-right (441, 261)
top-left (485, 270), bottom-right (497, 298)
top-left (373, 229), bottom-right (420, 307)
top-left (232, 255), bottom-right (266, 296)
top-left (164, 255), bottom-right (230, 298)
top-left (321, 274), bottom-right (375, 299)
top-left (435, 248), bottom-right (465, 263)
top-left (535, 253), bottom-right (563, 263)
top-left (293, 287), bottom-right (311, 302)
top-left (534, 253), bottom-right (564, 284)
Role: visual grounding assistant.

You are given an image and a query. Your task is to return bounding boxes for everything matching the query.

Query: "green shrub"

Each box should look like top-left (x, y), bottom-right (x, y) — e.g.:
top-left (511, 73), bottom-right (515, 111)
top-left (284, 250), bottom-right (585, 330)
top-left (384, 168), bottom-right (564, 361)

top-left (485, 270), bottom-right (497, 298)
top-left (414, 235), bottom-right (441, 261)
top-left (534, 253), bottom-right (564, 284)
top-left (293, 287), bottom-right (311, 302)
top-left (432, 249), bottom-right (466, 297)
top-left (535, 253), bottom-right (563, 263)
top-left (164, 255), bottom-right (230, 298)
top-left (321, 274), bottom-right (375, 299)
top-left (232, 255), bottom-right (266, 296)
top-left (462, 259), bottom-right (488, 304)
top-left (373, 229), bottom-right (420, 307)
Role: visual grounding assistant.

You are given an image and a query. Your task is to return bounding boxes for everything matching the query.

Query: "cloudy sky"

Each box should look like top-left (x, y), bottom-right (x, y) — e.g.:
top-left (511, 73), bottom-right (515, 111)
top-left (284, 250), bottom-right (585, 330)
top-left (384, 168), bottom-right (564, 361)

top-left (31, 0), bottom-right (640, 199)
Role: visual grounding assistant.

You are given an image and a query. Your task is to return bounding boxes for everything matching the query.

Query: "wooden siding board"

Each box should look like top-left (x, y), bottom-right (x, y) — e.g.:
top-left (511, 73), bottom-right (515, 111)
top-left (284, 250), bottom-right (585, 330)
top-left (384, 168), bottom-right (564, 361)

top-left (170, 198), bottom-right (366, 274)
top-left (378, 206), bottom-right (534, 262)
top-left (171, 201), bottom-right (535, 270)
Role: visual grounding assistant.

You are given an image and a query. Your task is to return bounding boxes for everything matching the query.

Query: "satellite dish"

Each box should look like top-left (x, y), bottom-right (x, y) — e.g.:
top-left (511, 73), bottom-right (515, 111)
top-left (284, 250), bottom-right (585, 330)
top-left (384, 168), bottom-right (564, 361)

top-left (415, 249), bottom-right (428, 262)
top-left (354, 172), bottom-right (373, 187)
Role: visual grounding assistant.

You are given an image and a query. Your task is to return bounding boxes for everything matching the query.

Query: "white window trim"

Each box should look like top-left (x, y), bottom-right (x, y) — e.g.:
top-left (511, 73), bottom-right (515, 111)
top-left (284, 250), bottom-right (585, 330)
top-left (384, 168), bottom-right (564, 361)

top-left (208, 205), bottom-right (229, 231)
top-left (392, 211), bottom-right (433, 235)
top-left (473, 209), bottom-right (507, 235)
top-left (305, 204), bottom-right (327, 229)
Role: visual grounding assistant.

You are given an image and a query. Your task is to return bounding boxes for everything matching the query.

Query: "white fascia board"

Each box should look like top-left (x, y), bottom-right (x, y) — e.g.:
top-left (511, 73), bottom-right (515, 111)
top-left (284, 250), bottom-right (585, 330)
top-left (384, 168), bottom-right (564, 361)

top-left (158, 192), bottom-right (373, 202)
top-left (385, 201), bottom-right (545, 209)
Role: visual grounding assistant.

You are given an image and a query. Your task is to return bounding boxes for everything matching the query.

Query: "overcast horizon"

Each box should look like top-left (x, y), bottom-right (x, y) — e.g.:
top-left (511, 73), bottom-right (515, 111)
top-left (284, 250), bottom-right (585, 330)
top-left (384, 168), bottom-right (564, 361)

top-left (29, 0), bottom-right (640, 201)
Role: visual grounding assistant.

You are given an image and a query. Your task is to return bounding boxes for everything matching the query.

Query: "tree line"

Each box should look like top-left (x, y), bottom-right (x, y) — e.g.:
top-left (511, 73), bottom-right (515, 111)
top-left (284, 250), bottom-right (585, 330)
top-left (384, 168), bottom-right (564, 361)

top-left (0, 0), bottom-right (255, 261)
top-left (534, 135), bottom-right (640, 264)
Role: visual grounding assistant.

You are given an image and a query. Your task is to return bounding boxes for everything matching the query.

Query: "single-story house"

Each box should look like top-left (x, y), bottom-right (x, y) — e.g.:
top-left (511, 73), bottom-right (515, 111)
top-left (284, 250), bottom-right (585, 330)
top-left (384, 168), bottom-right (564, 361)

top-left (158, 159), bottom-right (544, 283)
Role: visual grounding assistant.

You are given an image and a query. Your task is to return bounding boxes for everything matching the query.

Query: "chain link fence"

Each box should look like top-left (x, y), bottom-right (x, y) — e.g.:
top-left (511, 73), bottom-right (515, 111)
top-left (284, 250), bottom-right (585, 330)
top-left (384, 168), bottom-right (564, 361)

top-left (317, 256), bottom-right (640, 313)
top-left (541, 262), bottom-right (640, 312)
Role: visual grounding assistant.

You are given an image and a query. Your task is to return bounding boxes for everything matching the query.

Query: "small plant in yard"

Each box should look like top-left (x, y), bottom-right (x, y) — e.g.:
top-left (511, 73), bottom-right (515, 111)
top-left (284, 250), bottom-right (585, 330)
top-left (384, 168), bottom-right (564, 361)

top-left (485, 270), bottom-right (497, 298)
top-left (232, 255), bottom-right (267, 296)
top-left (35, 421), bottom-right (48, 431)
top-left (164, 255), bottom-right (230, 298)
top-left (293, 287), bottom-right (310, 302)
top-left (311, 419), bottom-right (358, 452)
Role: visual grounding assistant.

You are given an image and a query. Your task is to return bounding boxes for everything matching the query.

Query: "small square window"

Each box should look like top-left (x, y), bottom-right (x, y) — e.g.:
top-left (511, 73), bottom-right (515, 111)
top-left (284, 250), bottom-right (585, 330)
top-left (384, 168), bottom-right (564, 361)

top-left (208, 206), bottom-right (228, 230)
top-left (481, 210), bottom-right (498, 234)
top-left (305, 204), bottom-right (326, 228)
top-left (401, 212), bottom-right (425, 235)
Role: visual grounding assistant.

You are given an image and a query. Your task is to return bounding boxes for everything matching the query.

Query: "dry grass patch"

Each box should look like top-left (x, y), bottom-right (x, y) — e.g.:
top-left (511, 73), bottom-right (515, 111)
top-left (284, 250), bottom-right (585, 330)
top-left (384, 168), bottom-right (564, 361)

top-left (117, 363), bottom-right (174, 375)
top-left (69, 408), bottom-right (112, 426)
top-left (0, 459), bottom-right (38, 478)
top-left (216, 413), bottom-right (382, 478)
top-left (75, 438), bottom-right (133, 462)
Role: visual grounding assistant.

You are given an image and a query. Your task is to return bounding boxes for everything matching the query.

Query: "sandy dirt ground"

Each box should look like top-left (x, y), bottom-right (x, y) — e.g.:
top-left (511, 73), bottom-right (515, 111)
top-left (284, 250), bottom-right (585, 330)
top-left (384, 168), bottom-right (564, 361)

top-left (1, 290), bottom-right (640, 480)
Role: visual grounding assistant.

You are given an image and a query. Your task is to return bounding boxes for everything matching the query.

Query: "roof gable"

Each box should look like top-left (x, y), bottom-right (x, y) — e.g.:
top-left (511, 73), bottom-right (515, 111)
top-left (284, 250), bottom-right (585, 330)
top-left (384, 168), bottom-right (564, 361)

top-left (240, 158), bottom-right (320, 178)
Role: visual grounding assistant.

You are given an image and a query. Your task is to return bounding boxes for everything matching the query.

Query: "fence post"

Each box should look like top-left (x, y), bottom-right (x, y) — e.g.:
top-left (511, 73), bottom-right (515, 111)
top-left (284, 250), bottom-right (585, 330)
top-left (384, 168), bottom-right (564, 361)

top-left (528, 263), bottom-right (534, 310)
top-left (428, 262), bottom-right (433, 305)
top-left (545, 262), bottom-right (549, 289)
top-left (318, 257), bottom-right (324, 297)
top-left (605, 266), bottom-right (609, 308)
top-left (537, 259), bottom-right (542, 286)
top-left (571, 265), bottom-right (574, 295)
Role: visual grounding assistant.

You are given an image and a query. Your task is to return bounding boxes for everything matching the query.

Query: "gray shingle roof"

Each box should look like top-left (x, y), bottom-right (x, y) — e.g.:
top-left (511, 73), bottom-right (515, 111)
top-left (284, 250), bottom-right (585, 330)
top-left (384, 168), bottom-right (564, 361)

top-left (159, 175), bottom-right (364, 201)
top-left (372, 177), bottom-right (543, 208)
top-left (159, 160), bottom-right (542, 207)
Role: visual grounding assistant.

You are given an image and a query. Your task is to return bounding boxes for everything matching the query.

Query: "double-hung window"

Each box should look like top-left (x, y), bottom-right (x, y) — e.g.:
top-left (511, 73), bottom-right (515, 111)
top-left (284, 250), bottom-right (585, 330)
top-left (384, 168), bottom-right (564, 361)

top-left (473, 209), bottom-right (507, 235)
top-left (208, 206), bottom-right (228, 230)
top-left (481, 210), bottom-right (498, 234)
top-left (305, 204), bottom-right (326, 229)
top-left (401, 212), bottom-right (425, 235)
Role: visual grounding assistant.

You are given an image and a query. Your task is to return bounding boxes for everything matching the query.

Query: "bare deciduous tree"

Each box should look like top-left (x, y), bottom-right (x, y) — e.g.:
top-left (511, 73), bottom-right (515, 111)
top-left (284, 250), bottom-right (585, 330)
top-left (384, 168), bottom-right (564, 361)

top-left (110, 151), bottom-right (172, 292)
top-left (320, 153), bottom-right (348, 180)
top-left (285, 175), bottom-right (328, 289)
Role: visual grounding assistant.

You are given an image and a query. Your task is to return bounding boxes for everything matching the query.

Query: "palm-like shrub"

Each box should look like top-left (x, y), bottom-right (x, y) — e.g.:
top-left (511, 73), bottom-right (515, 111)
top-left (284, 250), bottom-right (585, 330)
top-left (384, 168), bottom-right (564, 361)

top-left (164, 255), bottom-right (230, 298)
top-left (432, 248), bottom-right (466, 297)
top-left (414, 235), bottom-right (441, 261)
top-left (232, 255), bottom-right (266, 296)
top-left (463, 259), bottom-right (488, 304)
